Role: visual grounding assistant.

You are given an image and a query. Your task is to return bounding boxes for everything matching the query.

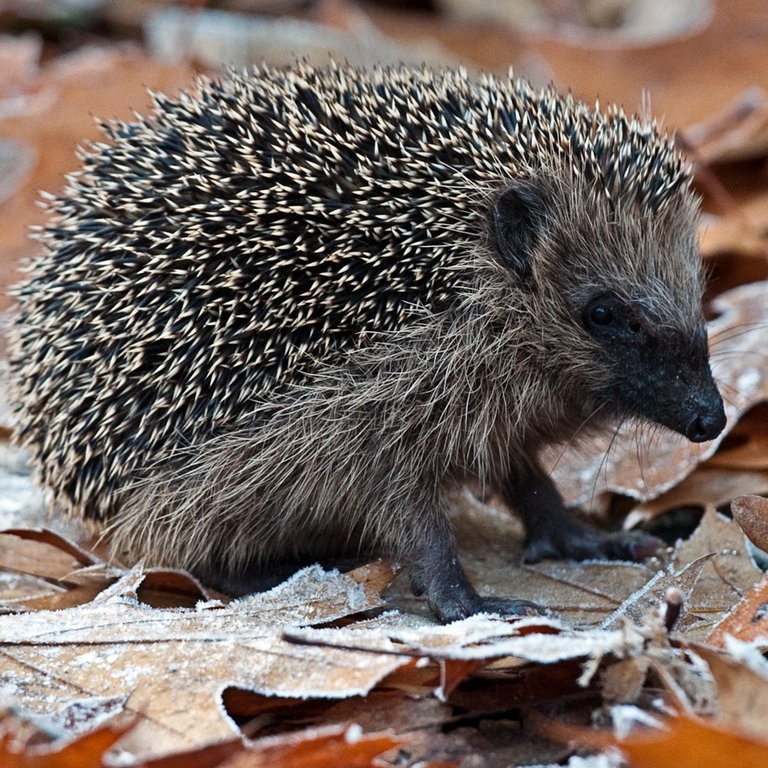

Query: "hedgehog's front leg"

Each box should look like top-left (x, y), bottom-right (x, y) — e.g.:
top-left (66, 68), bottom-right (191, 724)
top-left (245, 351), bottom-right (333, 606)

top-left (407, 495), bottom-right (540, 622)
top-left (507, 464), bottom-right (663, 564)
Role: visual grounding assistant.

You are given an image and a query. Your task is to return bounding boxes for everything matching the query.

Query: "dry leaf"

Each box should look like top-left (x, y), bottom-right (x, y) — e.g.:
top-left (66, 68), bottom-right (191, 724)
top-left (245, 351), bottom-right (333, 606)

top-left (625, 467), bottom-right (768, 528)
top-left (706, 571), bottom-right (768, 648)
top-left (708, 407), bottom-right (768, 471)
top-left (221, 681), bottom-right (448, 742)
top-left (223, 724), bottom-right (401, 768)
top-left (135, 738), bottom-right (243, 768)
top-left (690, 644), bottom-right (768, 742)
top-left (0, 530), bottom-right (94, 586)
top-left (621, 714), bottom-right (768, 768)
top-left (530, 0), bottom-right (768, 132)
top-left (0, 530), bottom-right (194, 612)
top-left (599, 557), bottom-right (710, 631)
top-left (0, 714), bottom-right (133, 768)
top-left (537, 710), bottom-right (768, 768)
top-left (683, 86), bottom-right (768, 163)
top-left (0, 565), bottom-right (401, 757)
top-left (286, 613), bottom-right (650, 693)
top-left (369, 0), bottom-right (768, 135)
top-left (672, 507), bottom-right (763, 639)
top-left (1, 492), bottom-right (757, 759)
top-left (731, 495), bottom-right (768, 552)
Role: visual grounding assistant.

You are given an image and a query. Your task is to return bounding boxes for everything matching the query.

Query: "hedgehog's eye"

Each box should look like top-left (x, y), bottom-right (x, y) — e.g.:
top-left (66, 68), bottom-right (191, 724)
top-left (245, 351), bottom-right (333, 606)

top-left (583, 296), bottom-right (618, 334)
top-left (583, 295), bottom-right (642, 340)
top-left (590, 304), bottom-right (613, 326)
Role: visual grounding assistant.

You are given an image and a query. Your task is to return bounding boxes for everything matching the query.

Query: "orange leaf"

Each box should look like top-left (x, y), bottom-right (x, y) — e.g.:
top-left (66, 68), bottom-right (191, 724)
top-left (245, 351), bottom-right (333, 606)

top-left (706, 570), bottom-right (768, 647)
top-left (0, 718), bottom-right (133, 768)
top-left (617, 715), bottom-right (768, 768)
top-left (731, 495), bottom-right (768, 552)
top-left (224, 725), bottom-right (401, 768)
top-left (535, 711), bottom-right (768, 768)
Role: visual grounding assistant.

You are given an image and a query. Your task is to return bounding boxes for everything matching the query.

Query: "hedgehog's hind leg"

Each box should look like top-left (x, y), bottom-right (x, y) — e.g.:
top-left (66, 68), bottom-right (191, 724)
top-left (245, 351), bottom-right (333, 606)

top-left (508, 464), bottom-right (663, 564)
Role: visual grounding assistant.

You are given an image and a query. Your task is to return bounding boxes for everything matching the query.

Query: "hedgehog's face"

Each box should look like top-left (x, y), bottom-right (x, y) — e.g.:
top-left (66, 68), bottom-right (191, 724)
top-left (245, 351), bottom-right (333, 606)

top-left (578, 293), bottom-right (725, 442)
top-left (491, 177), bottom-right (726, 444)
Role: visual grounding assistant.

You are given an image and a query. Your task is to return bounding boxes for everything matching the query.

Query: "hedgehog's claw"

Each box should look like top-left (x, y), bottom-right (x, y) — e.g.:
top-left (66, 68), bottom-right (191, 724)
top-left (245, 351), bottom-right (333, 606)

top-left (510, 464), bottom-right (665, 565)
top-left (411, 556), bottom-right (544, 623)
top-left (425, 583), bottom-right (543, 624)
top-left (524, 525), bottom-right (665, 564)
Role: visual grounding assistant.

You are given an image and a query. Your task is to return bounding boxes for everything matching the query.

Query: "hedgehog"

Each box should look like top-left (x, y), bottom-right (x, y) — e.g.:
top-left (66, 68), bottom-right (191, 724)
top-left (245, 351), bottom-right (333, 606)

top-left (9, 61), bottom-right (725, 622)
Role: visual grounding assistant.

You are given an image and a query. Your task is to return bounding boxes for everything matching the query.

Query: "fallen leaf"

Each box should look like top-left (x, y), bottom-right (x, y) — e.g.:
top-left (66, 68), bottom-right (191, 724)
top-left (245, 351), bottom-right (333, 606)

top-left (672, 507), bottom-right (762, 639)
top-left (536, 710), bottom-right (768, 768)
top-left (0, 565), bottom-right (401, 757)
top-left (624, 467), bottom-right (768, 529)
top-left (285, 613), bottom-right (649, 693)
top-left (706, 406), bottom-right (768, 471)
top-left (682, 86), bottom-right (768, 164)
top-left (223, 724), bottom-right (401, 768)
top-left (690, 644), bottom-right (768, 742)
top-left (0, 714), bottom-right (133, 768)
top-left (0, 530), bottom-right (94, 587)
top-left (0, 530), bottom-right (198, 612)
top-left (135, 738), bottom-right (243, 768)
top-left (600, 557), bottom-right (710, 631)
top-left (731, 495), bottom-right (768, 552)
top-left (706, 571), bottom-right (768, 648)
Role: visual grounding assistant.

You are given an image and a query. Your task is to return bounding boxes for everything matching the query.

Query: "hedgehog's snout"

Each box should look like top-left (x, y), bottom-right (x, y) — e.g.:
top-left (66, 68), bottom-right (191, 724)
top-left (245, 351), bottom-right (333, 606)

top-left (664, 354), bottom-right (726, 443)
top-left (683, 389), bottom-right (726, 443)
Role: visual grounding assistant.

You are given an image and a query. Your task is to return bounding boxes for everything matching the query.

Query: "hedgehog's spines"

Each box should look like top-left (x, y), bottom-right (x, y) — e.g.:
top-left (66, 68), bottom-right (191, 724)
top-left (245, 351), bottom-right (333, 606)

top-left (9, 63), bottom-right (716, 605)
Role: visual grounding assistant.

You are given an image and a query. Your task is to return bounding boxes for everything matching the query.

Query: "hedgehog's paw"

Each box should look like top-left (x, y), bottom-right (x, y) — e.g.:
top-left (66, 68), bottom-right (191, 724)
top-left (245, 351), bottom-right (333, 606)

top-left (524, 522), bottom-right (664, 564)
top-left (412, 567), bottom-right (543, 623)
top-left (584, 528), bottom-right (665, 562)
top-left (472, 595), bottom-right (546, 619)
top-left (426, 586), bottom-right (543, 623)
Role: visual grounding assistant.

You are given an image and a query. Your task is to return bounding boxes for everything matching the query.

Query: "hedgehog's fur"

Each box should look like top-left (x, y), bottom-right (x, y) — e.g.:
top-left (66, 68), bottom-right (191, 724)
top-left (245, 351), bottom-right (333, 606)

top-left (10, 62), bottom-right (725, 620)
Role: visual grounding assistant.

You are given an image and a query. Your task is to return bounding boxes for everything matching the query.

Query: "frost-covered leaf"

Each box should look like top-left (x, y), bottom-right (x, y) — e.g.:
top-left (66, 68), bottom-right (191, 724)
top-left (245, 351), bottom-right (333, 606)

top-left (691, 643), bottom-right (768, 741)
top-left (0, 529), bottom-right (121, 612)
top-left (0, 565), bottom-right (402, 756)
top-left (286, 611), bottom-right (665, 693)
top-left (706, 571), bottom-right (768, 648)
top-left (599, 557), bottom-right (710, 631)
top-left (673, 508), bottom-right (763, 638)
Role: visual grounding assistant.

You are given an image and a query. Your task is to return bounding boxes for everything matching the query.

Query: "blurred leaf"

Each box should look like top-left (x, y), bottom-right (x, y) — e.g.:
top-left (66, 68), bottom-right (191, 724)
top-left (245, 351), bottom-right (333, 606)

top-left (731, 495), bottom-right (768, 552)
top-left (0, 715), bottom-right (133, 768)
top-left (222, 724), bottom-right (401, 768)
top-left (536, 710), bottom-right (768, 768)
top-left (691, 644), bottom-right (768, 741)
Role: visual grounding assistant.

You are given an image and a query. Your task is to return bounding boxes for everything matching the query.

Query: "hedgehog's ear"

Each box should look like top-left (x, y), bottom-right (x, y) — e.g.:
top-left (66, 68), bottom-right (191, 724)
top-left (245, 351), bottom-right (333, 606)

top-left (492, 181), bottom-right (546, 285)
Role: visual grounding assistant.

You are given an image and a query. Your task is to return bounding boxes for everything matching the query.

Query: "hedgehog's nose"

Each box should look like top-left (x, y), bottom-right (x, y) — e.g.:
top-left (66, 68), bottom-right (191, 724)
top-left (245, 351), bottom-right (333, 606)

top-left (685, 398), bottom-right (727, 442)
